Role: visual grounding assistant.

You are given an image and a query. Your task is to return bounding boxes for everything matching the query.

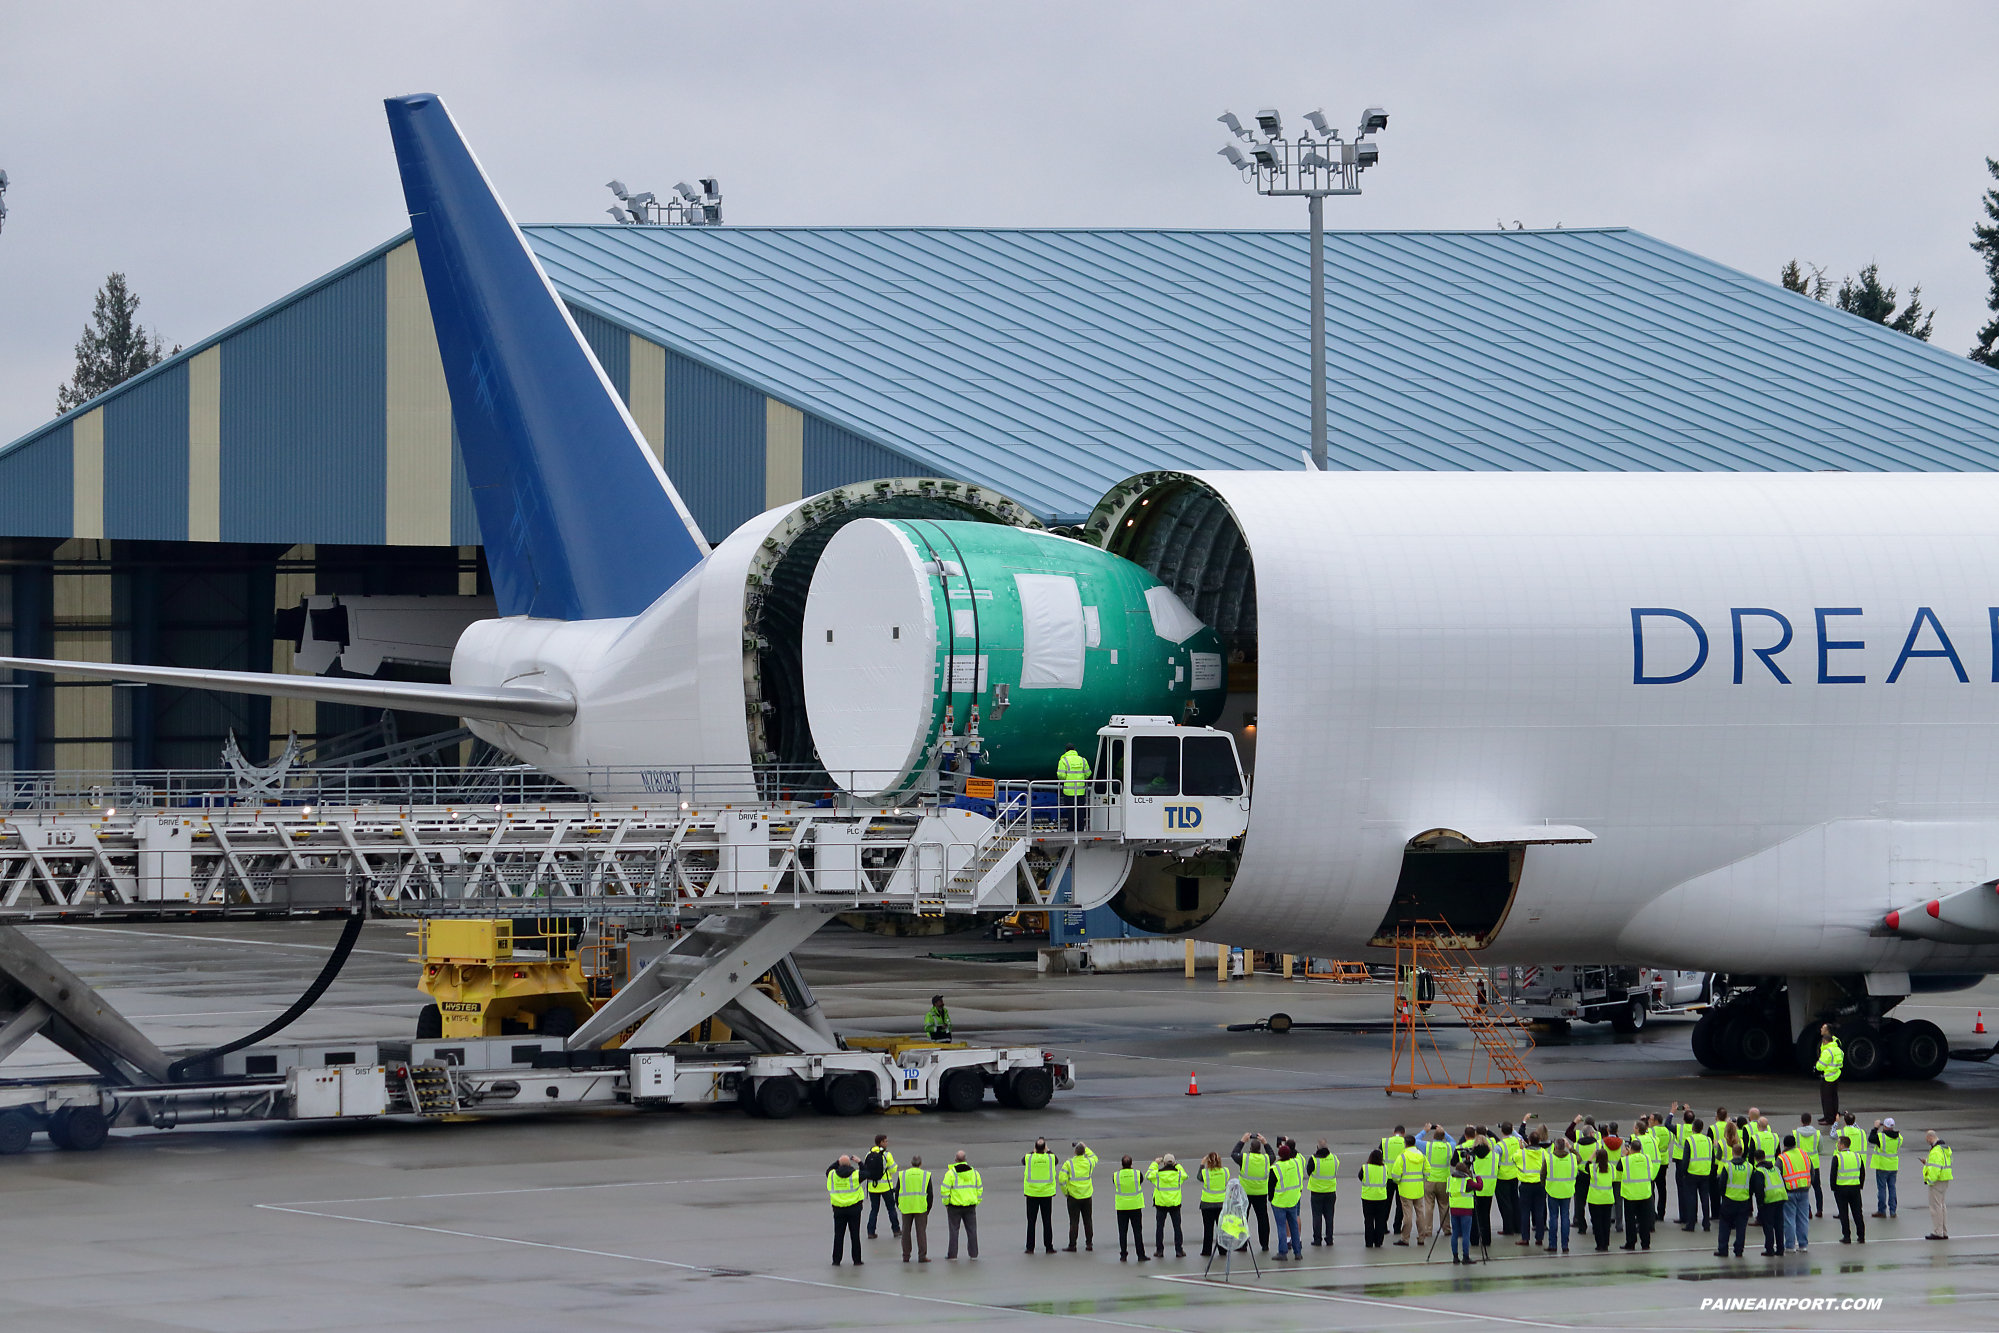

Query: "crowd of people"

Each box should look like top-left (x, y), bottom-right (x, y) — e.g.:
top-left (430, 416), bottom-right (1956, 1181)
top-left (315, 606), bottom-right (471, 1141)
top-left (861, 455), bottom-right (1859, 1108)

top-left (823, 1106), bottom-right (1956, 1267)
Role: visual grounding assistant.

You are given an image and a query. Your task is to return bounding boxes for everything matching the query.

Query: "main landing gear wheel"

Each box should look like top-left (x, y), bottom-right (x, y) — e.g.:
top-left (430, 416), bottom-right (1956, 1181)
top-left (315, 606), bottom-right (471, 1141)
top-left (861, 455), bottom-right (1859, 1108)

top-left (1734, 1019), bottom-right (1785, 1071)
top-left (0, 1110), bottom-right (33, 1155)
top-left (1889, 1020), bottom-right (1949, 1081)
top-left (1839, 1027), bottom-right (1887, 1082)
top-left (1690, 1011), bottom-right (1725, 1069)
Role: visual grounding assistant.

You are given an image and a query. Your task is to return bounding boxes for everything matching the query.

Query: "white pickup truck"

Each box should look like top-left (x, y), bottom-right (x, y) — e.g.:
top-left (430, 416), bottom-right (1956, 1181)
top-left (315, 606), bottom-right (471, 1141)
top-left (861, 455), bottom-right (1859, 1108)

top-left (1516, 964), bottom-right (1711, 1031)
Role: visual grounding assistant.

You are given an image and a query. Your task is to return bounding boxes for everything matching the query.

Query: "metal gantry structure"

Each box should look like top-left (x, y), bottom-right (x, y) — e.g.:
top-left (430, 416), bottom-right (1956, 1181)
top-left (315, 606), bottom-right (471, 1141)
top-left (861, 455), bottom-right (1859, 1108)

top-left (1217, 105), bottom-right (1389, 471)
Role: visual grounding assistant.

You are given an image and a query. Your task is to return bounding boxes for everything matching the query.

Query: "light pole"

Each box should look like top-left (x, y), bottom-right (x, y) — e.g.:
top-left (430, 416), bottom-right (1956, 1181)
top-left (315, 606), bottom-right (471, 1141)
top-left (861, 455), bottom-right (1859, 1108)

top-left (1219, 106), bottom-right (1388, 471)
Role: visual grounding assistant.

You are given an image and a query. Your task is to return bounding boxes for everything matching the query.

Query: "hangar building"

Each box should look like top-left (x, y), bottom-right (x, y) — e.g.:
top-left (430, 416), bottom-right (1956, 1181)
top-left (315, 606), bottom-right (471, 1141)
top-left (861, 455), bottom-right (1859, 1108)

top-left (3, 223), bottom-right (1998, 773)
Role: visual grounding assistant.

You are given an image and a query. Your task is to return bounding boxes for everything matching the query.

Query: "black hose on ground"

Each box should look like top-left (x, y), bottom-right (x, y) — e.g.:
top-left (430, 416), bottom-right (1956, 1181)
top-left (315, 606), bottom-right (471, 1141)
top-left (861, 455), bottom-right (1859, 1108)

top-left (167, 911), bottom-right (367, 1082)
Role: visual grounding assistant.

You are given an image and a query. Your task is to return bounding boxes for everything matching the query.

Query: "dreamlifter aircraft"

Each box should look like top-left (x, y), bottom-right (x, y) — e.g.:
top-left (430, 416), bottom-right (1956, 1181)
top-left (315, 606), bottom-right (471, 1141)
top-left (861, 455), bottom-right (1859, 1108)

top-left (9, 95), bottom-right (1999, 1084)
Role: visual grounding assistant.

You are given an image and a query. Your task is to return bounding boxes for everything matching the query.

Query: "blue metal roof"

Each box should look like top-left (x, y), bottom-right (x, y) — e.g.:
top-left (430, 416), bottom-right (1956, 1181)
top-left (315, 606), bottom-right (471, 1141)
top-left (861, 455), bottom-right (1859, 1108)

top-left (524, 224), bottom-right (1999, 518)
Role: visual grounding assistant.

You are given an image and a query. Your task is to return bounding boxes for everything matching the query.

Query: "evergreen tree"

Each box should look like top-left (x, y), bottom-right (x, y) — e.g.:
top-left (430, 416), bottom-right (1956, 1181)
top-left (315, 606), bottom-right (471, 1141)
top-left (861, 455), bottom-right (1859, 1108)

top-left (1778, 258), bottom-right (1933, 341)
top-left (56, 273), bottom-right (179, 413)
top-left (1780, 259), bottom-right (1830, 302)
top-left (1972, 156), bottom-right (1999, 368)
top-left (1835, 264), bottom-right (1933, 340)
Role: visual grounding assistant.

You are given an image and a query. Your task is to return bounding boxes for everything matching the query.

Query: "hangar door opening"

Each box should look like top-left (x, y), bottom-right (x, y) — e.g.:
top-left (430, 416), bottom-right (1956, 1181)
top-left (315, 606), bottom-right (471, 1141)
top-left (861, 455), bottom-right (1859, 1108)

top-left (1370, 830), bottom-right (1525, 950)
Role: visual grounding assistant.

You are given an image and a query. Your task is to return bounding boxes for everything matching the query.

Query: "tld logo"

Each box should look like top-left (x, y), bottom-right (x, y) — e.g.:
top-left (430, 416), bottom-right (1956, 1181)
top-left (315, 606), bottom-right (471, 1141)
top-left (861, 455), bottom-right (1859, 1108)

top-left (1164, 806), bottom-right (1203, 829)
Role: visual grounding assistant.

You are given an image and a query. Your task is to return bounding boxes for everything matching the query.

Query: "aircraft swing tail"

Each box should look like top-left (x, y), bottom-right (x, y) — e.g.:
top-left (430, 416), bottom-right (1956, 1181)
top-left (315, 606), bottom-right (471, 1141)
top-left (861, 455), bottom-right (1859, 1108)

top-left (383, 92), bottom-right (708, 622)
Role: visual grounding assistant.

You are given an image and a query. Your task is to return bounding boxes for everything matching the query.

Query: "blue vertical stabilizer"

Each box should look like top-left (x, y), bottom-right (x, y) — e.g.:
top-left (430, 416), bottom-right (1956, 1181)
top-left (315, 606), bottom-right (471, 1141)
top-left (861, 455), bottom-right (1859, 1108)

top-left (384, 94), bottom-right (707, 620)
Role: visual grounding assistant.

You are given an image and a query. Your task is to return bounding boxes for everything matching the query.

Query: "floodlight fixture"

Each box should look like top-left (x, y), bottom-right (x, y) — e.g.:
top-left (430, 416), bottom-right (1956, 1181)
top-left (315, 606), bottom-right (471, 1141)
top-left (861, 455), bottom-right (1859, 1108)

top-left (1213, 100), bottom-right (1392, 473)
top-left (607, 205), bottom-right (630, 223)
top-left (675, 181), bottom-right (700, 202)
top-left (628, 191), bottom-right (656, 210)
top-left (606, 179), bottom-right (629, 199)
top-left (699, 177), bottom-right (720, 198)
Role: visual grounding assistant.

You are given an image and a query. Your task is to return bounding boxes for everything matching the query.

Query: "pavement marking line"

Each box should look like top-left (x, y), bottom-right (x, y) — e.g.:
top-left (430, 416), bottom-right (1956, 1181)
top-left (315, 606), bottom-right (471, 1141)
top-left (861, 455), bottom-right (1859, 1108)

top-left (39, 923), bottom-right (410, 957)
top-left (272, 1174), bottom-right (814, 1206)
top-left (253, 1204), bottom-right (1200, 1333)
top-left (1152, 1272), bottom-right (1569, 1328)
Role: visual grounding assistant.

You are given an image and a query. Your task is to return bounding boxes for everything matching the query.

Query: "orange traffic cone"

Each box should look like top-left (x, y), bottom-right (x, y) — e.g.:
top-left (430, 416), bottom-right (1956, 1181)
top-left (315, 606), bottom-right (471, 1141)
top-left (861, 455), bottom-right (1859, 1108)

top-left (1186, 1071), bottom-right (1201, 1096)
top-left (1977, 1012), bottom-right (1987, 1035)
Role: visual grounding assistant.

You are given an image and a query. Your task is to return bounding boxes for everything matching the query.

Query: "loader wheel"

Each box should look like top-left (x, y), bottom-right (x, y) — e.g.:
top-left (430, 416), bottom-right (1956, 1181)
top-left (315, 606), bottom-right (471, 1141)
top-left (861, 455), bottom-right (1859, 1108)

top-left (537, 1007), bottom-right (578, 1038)
top-left (939, 1069), bottom-right (983, 1112)
top-left (824, 1074), bottom-right (871, 1117)
top-left (415, 1005), bottom-right (442, 1039)
top-left (0, 1111), bottom-right (33, 1155)
top-left (50, 1106), bottom-right (108, 1152)
top-left (754, 1076), bottom-right (802, 1120)
top-left (1008, 1067), bottom-right (1054, 1111)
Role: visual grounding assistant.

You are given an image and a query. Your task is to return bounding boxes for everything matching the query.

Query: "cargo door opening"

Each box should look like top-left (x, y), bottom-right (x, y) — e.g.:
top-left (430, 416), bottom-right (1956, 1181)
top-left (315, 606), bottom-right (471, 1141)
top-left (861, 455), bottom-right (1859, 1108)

top-left (1369, 830), bottom-right (1525, 950)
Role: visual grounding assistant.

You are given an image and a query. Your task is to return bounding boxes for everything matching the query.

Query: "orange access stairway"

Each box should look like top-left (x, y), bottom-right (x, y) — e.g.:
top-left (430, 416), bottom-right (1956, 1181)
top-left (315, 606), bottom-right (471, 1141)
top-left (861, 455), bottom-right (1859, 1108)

top-left (1385, 918), bottom-right (1542, 1097)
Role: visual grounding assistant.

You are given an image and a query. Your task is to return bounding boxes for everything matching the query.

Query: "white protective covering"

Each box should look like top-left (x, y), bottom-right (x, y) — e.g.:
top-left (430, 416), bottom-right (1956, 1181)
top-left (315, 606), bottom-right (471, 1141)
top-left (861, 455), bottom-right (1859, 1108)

top-left (1015, 573), bottom-right (1085, 689)
top-left (800, 519), bottom-right (941, 796)
top-left (1144, 585), bottom-right (1206, 643)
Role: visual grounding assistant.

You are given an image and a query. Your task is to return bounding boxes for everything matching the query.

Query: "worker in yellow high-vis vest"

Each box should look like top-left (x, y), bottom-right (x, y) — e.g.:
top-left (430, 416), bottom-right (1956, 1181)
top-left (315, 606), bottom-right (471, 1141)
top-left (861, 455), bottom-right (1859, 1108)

top-left (898, 1155), bottom-right (935, 1262)
top-left (1060, 1140), bottom-right (1099, 1252)
top-left (1022, 1137), bottom-right (1058, 1254)
top-left (1113, 1155), bottom-right (1149, 1261)
top-left (1923, 1130), bottom-right (1953, 1240)
top-left (828, 1153), bottom-right (866, 1266)
top-left (943, 1150), bottom-right (983, 1260)
top-left (1147, 1153), bottom-right (1188, 1258)
top-left (1056, 744), bottom-right (1090, 830)
top-left (1358, 1148), bottom-right (1391, 1248)
top-left (1306, 1138), bottom-right (1340, 1247)
top-left (1815, 1025), bottom-right (1844, 1124)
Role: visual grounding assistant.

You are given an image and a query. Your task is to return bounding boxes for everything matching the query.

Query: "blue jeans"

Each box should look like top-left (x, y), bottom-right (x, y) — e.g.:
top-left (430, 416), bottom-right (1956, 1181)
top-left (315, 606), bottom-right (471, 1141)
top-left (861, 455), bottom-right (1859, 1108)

top-left (1547, 1197), bottom-right (1571, 1250)
top-left (1272, 1203), bottom-right (1302, 1256)
top-left (1876, 1170), bottom-right (1898, 1216)
top-left (1451, 1211), bottom-right (1475, 1259)
top-left (867, 1190), bottom-right (900, 1236)
top-left (1785, 1191), bottom-right (1811, 1249)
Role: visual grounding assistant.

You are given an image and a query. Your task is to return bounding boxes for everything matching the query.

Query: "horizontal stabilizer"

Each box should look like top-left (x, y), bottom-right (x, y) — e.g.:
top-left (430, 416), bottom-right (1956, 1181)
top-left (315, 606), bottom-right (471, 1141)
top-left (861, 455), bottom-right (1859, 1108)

top-left (0, 657), bottom-right (573, 728)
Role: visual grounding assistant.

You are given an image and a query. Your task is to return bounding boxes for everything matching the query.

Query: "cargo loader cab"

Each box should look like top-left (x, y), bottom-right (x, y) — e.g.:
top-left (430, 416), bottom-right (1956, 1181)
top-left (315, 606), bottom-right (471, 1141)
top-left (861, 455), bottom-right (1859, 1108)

top-left (1090, 716), bottom-right (1249, 843)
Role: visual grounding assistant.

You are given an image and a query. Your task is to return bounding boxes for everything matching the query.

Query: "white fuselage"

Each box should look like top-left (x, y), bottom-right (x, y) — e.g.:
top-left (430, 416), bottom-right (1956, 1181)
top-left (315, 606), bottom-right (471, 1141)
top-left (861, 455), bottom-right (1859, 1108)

top-left (1192, 469), bottom-right (1999, 973)
top-left (447, 468), bottom-right (1999, 977)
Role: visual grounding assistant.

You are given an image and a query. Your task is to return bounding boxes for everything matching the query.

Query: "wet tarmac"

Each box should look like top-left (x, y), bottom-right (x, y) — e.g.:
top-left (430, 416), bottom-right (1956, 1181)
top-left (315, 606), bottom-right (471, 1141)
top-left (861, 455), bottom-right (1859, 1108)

top-left (2, 918), bottom-right (1996, 1331)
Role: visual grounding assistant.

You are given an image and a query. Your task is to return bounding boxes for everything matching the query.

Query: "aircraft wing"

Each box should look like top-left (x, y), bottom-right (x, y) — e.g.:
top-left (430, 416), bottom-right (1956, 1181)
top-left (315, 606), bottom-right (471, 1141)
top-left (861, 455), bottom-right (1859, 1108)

top-left (0, 657), bottom-right (574, 728)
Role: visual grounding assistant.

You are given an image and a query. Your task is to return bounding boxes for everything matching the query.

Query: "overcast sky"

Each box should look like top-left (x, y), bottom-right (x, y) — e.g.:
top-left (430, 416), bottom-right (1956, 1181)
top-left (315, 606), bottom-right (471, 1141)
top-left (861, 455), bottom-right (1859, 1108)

top-left (3, 1), bottom-right (1996, 445)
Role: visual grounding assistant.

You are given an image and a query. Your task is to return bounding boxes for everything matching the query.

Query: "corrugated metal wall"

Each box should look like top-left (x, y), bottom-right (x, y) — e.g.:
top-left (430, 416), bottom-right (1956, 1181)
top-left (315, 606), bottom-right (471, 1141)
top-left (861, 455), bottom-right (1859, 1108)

top-left (0, 426), bottom-right (71, 538)
top-left (103, 361), bottom-right (191, 540)
top-left (221, 253), bottom-right (388, 545)
top-left (660, 345), bottom-right (765, 541)
top-left (804, 415), bottom-right (923, 495)
top-left (570, 306), bottom-right (631, 402)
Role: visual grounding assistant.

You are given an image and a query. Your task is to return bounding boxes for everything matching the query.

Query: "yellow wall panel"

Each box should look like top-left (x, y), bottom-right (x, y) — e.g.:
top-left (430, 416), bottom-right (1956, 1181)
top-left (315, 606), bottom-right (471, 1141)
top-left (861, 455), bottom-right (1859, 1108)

top-left (385, 240), bottom-right (453, 546)
top-left (271, 544), bottom-right (316, 741)
top-left (187, 346), bottom-right (221, 541)
top-left (71, 408), bottom-right (104, 539)
top-left (629, 335), bottom-right (667, 464)
top-left (764, 398), bottom-right (804, 510)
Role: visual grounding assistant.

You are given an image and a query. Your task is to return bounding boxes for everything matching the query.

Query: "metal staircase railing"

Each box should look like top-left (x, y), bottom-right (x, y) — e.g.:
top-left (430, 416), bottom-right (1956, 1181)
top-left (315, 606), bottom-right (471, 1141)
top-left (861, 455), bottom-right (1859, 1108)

top-left (1386, 916), bottom-right (1542, 1097)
